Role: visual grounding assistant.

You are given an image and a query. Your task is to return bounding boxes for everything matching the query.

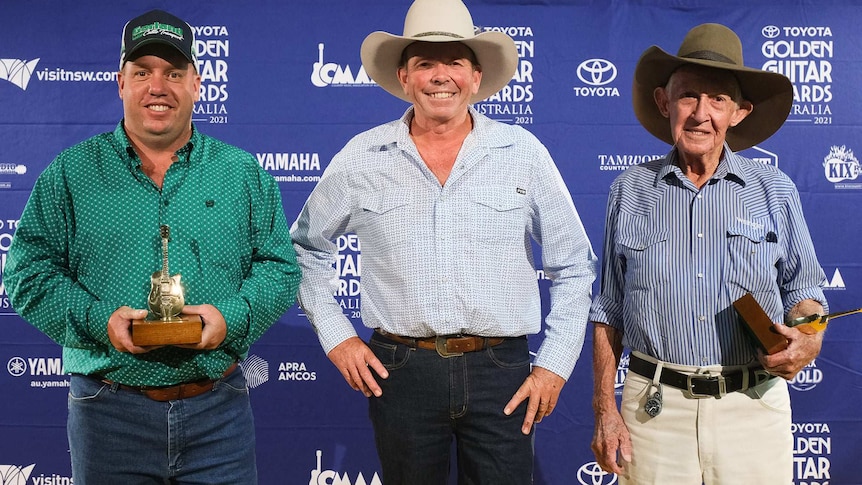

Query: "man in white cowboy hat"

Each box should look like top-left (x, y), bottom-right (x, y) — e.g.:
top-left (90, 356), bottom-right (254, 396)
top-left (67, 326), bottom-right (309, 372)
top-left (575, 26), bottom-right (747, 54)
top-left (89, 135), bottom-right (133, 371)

top-left (589, 23), bottom-right (827, 484)
top-left (291, 0), bottom-right (596, 482)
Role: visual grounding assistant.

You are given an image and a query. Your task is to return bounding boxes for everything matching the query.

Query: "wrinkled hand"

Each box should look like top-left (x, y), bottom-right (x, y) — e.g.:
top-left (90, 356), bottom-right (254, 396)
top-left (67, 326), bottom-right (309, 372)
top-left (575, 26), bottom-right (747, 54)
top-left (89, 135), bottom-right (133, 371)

top-left (175, 304), bottom-right (227, 350)
top-left (327, 337), bottom-right (389, 397)
top-left (591, 406), bottom-right (632, 476)
top-left (758, 323), bottom-right (823, 380)
top-left (107, 306), bottom-right (153, 354)
top-left (504, 366), bottom-right (565, 435)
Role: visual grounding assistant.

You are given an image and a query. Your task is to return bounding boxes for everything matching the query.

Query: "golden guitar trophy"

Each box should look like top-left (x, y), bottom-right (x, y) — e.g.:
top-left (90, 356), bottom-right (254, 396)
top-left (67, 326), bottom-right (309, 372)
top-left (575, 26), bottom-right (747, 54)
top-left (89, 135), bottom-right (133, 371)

top-left (734, 292), bottom-right (861, 354)
top-left (131, 225), bottom-right (202, 346)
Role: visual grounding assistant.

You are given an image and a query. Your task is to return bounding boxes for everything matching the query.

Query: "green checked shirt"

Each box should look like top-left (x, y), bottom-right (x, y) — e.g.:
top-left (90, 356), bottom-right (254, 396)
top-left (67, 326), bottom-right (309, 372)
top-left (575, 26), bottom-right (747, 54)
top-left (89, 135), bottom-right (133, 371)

top-left (4, 122), bottom-right (301, 386)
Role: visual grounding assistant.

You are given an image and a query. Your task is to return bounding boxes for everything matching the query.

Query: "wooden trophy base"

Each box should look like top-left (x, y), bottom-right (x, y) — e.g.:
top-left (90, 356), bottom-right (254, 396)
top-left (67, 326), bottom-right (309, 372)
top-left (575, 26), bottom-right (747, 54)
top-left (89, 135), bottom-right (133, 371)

top-left (132, 315), bottom-right (202, 346)
top-left (733, 293), bottom-right (788, 354)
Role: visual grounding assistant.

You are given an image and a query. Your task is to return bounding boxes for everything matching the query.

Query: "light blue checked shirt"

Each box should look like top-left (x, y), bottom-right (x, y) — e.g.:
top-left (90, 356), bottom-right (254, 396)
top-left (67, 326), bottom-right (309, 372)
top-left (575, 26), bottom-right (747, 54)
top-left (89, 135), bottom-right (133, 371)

top-left (589, 146), bottom-right (828, 366)
top-left (291, 107), bottom-right (597, 379)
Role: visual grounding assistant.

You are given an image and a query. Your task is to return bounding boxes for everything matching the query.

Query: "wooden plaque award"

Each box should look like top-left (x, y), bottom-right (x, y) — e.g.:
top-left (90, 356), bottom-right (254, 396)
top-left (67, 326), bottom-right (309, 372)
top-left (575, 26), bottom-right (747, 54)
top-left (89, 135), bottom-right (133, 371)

top-left (131, 225), bottom-right (202, 346)
top-left (732, 293), bottom-right (788, 354)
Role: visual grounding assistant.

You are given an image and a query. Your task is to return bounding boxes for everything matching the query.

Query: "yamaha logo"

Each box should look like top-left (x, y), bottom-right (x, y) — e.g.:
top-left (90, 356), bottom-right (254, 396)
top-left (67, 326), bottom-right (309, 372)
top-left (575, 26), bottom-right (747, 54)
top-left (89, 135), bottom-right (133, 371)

top-left (7, 356), bottom-right (26, 377)
top-left (576, 59), bottom-right (617, 86)
top-left (762, 25), bottom-right (781, 38)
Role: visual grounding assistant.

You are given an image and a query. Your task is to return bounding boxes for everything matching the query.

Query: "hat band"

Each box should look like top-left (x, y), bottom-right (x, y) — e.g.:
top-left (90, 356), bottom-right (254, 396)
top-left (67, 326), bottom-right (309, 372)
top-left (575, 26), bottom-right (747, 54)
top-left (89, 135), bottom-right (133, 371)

top-left (414, 31), bottom-right (465, 40)
top-left (681, 50), bottom-right (738, 66)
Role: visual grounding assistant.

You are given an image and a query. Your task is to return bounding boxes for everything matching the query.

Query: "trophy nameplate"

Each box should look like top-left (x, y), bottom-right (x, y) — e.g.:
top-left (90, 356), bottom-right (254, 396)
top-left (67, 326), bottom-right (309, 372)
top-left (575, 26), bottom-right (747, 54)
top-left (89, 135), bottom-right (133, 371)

top-left (733, 293), bottom-right (788, 355)
top-left (132, 225), bottom-right (201, 346)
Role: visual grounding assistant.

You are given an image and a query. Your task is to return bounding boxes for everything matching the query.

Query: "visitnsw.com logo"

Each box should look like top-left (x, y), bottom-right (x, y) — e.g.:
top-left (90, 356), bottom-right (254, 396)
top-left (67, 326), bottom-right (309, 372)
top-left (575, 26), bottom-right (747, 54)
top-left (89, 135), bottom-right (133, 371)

top-left (0, 58), bottom-right (40, 90)
top-left (0, 464), bottom-right (34, 485)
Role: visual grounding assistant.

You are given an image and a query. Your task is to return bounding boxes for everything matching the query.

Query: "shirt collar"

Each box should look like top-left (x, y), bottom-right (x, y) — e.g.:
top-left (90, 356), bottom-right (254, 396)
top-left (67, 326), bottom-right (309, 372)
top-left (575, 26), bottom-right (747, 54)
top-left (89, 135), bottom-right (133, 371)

top-left (375, 106), bottom-right (513, 153)
top-left (112, 121), bottom-right (199, 169)
top-left (656, 142), bottom-right (746, 187)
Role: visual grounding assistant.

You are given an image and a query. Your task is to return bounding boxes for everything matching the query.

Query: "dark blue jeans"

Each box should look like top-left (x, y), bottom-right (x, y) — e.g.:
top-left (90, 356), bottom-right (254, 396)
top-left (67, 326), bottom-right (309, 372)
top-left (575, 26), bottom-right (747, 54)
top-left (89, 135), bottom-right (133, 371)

top-left (67, 366), bottom-right (257, 485)
top-left (368, 331), bottom-right (534, 485)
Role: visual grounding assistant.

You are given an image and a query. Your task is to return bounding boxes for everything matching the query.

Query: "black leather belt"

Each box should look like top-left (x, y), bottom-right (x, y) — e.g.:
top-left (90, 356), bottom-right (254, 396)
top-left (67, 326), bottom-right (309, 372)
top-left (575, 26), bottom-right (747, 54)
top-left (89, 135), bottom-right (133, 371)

top-left (628, 354), bottom-right (774, 398)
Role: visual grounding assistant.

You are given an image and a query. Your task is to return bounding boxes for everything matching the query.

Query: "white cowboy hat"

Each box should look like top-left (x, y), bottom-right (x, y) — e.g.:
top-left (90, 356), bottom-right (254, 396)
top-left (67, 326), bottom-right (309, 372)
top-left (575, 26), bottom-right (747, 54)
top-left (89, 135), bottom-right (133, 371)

top-left (633, 23), bottom-right (793, 151)
top-left (360, 0), bottom-right (518, 103)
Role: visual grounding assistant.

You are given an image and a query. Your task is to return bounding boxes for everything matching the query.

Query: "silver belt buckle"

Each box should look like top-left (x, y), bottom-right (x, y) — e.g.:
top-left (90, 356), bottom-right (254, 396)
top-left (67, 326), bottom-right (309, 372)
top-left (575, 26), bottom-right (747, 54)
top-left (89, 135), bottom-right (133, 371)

top-left (435, 336), bottom-right (464, 358)
top-left (687, 373), bottom-right (726, 398)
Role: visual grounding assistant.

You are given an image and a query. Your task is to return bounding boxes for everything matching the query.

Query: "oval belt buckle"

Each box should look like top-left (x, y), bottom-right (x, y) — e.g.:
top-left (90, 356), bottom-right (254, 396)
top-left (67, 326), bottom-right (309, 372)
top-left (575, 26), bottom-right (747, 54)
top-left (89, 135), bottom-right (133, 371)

top-left (435, 336), bottom-right (464, 358)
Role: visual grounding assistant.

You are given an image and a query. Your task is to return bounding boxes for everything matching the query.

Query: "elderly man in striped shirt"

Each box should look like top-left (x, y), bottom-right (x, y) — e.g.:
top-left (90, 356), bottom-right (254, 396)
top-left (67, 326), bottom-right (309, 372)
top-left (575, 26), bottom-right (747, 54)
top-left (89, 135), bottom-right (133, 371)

top-left (589, 24), bottom-right (828, 485)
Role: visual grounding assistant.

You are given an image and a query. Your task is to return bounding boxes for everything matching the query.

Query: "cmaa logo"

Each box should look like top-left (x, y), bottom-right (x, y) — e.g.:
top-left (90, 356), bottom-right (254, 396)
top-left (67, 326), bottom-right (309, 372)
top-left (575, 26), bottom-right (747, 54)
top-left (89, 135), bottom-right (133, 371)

top-left (577, 461), bottom-right (617, 485)
top-left (310, 43), bottom-right (374, 87)
top-left (823, 145), bottom-right (861, 183)
top-left (0, 464), bottom-right (35, 485)
top-left (309, 450), bottom-right (381, 485)
top-left (239, 354), bottom-right (269, 389)
top-left (0, 58), bottom-right (39, 90)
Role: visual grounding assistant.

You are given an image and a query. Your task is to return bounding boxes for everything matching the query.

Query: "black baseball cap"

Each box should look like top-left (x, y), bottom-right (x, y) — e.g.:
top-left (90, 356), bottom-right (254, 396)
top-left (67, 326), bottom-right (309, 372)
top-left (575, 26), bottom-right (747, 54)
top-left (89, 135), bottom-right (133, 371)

top-left (119, 10), bottom-right (197, 70)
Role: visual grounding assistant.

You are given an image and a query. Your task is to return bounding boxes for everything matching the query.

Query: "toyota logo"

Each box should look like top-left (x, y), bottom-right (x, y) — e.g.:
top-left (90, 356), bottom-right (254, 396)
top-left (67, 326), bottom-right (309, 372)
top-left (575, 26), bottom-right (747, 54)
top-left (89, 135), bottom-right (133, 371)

top-left (577, 462), bottom-right (618, 485)
top-left (577, 59), bottom-right (617, 86)
top-left (762, 25), bottom-right (780, 38)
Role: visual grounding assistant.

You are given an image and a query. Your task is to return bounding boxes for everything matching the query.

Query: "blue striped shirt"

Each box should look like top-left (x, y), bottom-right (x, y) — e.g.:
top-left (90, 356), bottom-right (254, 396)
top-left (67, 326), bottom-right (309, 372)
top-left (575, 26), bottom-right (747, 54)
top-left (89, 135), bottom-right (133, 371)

top-left (291, 107), bottom-right (597, 379)
top-left (589, 146), bottom-right (827, 366)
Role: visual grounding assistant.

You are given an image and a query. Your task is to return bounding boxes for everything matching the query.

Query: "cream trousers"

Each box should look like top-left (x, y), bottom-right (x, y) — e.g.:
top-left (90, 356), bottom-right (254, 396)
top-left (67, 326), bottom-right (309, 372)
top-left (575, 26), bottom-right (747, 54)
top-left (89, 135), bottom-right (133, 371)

top-left (619, 353), bottom-right (792, 484)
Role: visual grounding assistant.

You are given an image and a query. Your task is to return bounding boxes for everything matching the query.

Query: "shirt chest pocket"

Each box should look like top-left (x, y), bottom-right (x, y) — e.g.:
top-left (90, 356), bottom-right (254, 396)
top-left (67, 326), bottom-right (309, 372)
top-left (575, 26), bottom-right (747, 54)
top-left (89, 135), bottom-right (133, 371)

top-left (725, 218), bottom-right (779, 292)
top-left (358, 190), bottom-right (414, 250)
top-left (469, 187), bottom-right (527, 243)
top-left (615, 213), bottom-right (670, 285)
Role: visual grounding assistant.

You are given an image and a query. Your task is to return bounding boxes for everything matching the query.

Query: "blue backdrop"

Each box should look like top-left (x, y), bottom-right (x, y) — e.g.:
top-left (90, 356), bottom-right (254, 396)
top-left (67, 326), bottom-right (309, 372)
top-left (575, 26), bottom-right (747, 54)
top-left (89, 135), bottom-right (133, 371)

top-left (0, 1), bottom-right (858, 484)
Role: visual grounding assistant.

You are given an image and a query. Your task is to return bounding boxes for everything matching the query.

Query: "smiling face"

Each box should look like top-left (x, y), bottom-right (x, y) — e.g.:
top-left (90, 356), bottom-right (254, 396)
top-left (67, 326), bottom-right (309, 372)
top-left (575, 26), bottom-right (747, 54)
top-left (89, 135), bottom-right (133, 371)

top-left (397, 41), bottom-right (482, 126)
top-left (117, 44), bottom-right (200, 150)
top-left (654, 64), bottom-right (753, 166)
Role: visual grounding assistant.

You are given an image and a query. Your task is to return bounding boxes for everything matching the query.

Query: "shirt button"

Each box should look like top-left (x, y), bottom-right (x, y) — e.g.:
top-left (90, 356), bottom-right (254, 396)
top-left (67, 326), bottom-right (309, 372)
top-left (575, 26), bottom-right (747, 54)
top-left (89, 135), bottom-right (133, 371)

top-left (698, 315), bottom-right (706, 321)
top-left (697, 233), bottom-right (703, 238)
top-left (163, 200), bottom-right (170, 206)
top-left (697, 273), bottom-right (704, 278)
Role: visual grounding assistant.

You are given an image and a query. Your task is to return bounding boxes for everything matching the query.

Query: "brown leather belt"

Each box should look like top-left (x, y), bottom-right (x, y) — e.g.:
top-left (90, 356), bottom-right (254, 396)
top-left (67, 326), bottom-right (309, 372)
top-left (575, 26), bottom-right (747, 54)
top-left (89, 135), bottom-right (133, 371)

top-left (375, 329), bottom-right (506, 357)
top-left (97, 362), bottom-right (238, 402)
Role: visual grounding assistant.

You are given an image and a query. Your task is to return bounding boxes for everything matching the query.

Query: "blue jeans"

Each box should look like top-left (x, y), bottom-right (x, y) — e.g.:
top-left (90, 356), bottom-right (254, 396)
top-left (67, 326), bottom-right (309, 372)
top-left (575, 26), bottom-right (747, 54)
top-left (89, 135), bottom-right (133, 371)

top-left (368, 331), bottom-right (534, 485)
top-left (67, 366), bottom-right (257, 485)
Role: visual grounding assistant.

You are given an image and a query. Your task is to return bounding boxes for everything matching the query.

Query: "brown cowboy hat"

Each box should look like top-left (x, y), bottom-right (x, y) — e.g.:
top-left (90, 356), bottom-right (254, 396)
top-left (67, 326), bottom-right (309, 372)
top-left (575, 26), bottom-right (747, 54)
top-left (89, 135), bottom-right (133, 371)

top-left (360, 0), bottom-right (518, 104)
top-left (633, 23), bottom-right (793, 151)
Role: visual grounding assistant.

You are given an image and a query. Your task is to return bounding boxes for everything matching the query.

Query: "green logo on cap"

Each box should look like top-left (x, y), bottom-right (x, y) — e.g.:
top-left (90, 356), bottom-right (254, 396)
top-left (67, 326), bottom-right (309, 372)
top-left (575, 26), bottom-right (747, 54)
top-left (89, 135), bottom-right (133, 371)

top-left (132, 22), bottom-right (184, 41)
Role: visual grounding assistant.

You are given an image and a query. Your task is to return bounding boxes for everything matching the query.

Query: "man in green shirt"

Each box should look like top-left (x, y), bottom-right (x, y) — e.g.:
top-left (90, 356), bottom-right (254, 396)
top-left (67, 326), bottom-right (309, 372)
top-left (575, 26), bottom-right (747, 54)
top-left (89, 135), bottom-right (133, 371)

top-left (3, 10), bottom-right (300, 484)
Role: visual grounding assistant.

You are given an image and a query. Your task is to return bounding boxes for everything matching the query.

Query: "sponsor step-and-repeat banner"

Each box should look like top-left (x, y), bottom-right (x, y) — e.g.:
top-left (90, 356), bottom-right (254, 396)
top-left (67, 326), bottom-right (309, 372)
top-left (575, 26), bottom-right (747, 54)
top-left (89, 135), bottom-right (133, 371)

top-left (1, 1), bottom-right (860, 483)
